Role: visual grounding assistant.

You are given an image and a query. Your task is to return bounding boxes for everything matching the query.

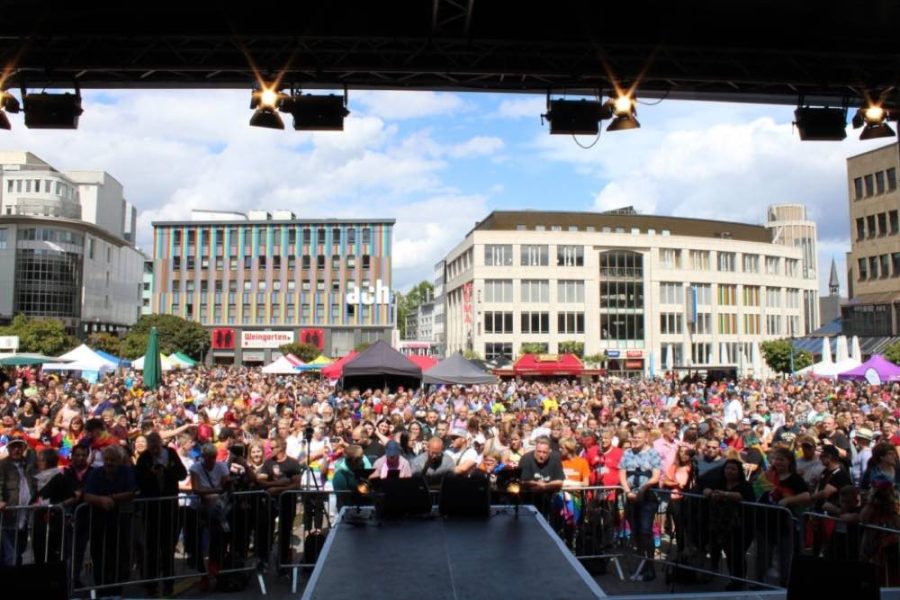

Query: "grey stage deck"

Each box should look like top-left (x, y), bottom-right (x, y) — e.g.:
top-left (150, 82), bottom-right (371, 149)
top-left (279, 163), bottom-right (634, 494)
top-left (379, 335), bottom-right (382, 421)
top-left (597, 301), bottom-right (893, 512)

top-left (301, 505), bottom-right (606, 600)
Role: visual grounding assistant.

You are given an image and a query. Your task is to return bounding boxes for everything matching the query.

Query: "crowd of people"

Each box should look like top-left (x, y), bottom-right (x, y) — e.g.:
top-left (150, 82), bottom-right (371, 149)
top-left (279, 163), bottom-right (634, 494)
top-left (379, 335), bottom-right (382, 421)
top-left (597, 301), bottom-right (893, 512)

top-left (1, 364), bottom-right (899, 593)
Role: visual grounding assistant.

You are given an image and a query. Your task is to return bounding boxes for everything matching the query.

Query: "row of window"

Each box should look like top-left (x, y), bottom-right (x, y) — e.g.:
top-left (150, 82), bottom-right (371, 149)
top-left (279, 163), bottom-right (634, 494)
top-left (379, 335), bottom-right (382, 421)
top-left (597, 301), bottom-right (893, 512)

top-left (483, 311), bottom-right (587, 335)
top-left (483, 280), bottom-right (586, 303)
top-left (171, 278), bottom-right (379, 294)
top-left (660, 249), bottom-right (798, 276)
top-left (172, 302), bottom-right (378, 326)
top-left (485, 244), bottom-right (585, 267)
top-left (5, 177), bottom-right (78, 200)
top-left (172, 226), bottom-right (374, 247)
top-left (16, 227), bottom-right (85, 246)
top-left (171, 254), bottom-right (374, 271)
top-left (853, 167), bottom-right (898, 200)
top-left (855, 210), bottom-right (900, 241)
top-left (512, 224), bottom-right (673, 236)
top-left (857, 253), bottom-right (900, 281)
top-left (659, 283), bottom-right (800, 308)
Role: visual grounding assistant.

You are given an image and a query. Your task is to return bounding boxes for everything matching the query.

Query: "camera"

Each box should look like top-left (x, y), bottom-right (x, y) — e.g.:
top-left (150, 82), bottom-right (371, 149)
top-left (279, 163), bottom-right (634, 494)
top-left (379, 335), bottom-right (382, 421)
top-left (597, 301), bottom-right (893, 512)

top-left (304, 425), bottom-right (315, 440)
top-left (229, 443), bottom-right (246, 459)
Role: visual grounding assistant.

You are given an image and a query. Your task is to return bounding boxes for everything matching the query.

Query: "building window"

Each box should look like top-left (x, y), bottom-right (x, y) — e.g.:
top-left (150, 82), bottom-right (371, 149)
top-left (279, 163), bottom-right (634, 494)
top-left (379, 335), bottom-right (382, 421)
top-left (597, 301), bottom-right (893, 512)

top-left (484, 244), bottom-right (512, 267)
top-left (691, 342), bottom-right (712, 365)
top-left (332, 228), bottom-right (341, 244)
top-left (717, 252), bottom-right (736, 272)
top-left (347, 228), bottom-right (356, 245)
top-left (659, 248), bottom-right (681, 269)
top-left (315, 303), bottom-right (325, 323)
top-left (693, 313), bottom-right (712, 334)
top-left (881, 254), bottom-right (890, 279)
top-left (484, 311), bottom-right (513, 334)
top-left (599, 251), bottom-right (644, 345)
top-left (301, 255), bottom-right (310, 270)
top-left (854, 177), bottom-right (863, 199)
top-left (520, 280), bottom-right (549, 303)
top-left (856, 217), bottom-right (866, 240)
top-left (876, 170), bottom-right (886, 194)
top-left (557, 245), bottom-right (584, 267)
top-left (485, 342), bottom-right (513, 361)
top-left (785, 259), bottom-right (799, 278)
top-left (889, 168), bottom-right (898, 191)
top-left (484, 279), bottom-right (513, 303)
top-left (557, 312), bottom-right (585, 334)
top-left (893, 253), bottom-right (900, 277)
top-left (362, 255), bottom-right (371, 270)
top-left (864, 174), bottom-right (874, 196)
top-left (316, 255), bottom-right (325, 270)
top-left (332, 255), bottom-right (341, 270)
top-left (742, 254), bottom-right (760, 273)
top-left (316, 279), bottom-right (325, 291)
top-left (766, 314), bottom-right (782, 335)
top-left (362, 227), bottom-right (372, 245)
top-left (743, 314), bottom-right (761, 335)
top-left (786, 289), bottom-right (801, 308)
top-left (691, 283), bottom-right (712, 305)
top-left (520, 244), bottom-right (548, 266)
top-left (878, 212), bottom-right (888, 236)
top-left (717, 284), bottom-right (737, 305)
top-left (520, 312), bottom-right (550, 334)
top-left (659, 313), bottom-right (683, 335)
top-left (331, 304), bottom-right (339, 321)
top-left (659, 282), bottom-right (681, 304)
top-left (689, 250), bottom-right (710, 270)
top-left (765, 256), bottom-right (780, 275)
top-left (718, 313), bottom-right (738, 334)
top-left (766, 287), bottom-right (782, 308)
top-left (316, 228), bottom-right (326, 243)
top-left (743, 285), bottom-right (760, 306)
top-left (302, 281), bottom-right (310, 291)
top-left (557, 280), bottom-right (584, 303)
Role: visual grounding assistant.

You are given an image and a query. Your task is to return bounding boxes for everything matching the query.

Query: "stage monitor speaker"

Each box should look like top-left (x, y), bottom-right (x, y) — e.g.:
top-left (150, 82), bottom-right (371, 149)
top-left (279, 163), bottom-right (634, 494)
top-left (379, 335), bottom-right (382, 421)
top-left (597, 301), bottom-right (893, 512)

top-left (377, 476), bottom-right (432, 519)
top-left (0, 562), bottom-right (68, 600)
top-left (439, 473), bottom-right (491, 518)
top-left (787, 555), bottom-right (877, 600)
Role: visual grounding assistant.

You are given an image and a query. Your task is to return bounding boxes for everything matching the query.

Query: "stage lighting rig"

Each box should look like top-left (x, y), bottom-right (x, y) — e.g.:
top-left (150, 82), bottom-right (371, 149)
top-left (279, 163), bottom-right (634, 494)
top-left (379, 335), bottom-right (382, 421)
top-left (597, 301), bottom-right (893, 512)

top-left (22, 85), bottom-right (83, 129)
top-left (853, 105), bottom-right (896, 140)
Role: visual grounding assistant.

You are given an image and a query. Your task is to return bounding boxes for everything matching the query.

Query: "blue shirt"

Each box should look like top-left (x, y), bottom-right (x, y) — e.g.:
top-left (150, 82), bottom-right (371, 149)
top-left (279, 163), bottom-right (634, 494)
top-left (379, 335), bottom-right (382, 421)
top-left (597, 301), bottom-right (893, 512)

top-left (619, 446), bottom-right (662, 489)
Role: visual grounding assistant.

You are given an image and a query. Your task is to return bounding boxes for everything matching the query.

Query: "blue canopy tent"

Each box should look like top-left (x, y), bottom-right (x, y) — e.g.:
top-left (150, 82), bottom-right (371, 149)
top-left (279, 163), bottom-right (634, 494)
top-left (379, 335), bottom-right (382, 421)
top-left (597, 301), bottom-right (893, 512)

top-left (94, 349), bottom-right (131, 368)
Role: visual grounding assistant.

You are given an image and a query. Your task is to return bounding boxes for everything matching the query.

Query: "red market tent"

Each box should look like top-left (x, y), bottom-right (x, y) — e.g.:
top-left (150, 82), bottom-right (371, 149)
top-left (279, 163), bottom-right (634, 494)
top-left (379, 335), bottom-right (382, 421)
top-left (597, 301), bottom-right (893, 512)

top-left (321, 351), bottom-right (359, 379)
top-left (406, 354), bottom-right (438, 372)
top-left (513, 353), bottom-right (584, 376)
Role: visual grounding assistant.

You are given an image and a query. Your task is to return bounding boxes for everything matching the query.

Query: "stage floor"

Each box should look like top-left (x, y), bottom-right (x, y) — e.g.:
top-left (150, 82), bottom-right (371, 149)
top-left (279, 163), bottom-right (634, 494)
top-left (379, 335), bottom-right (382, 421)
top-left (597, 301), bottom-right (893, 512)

top-left (301, 505), bottom-right (607, 600)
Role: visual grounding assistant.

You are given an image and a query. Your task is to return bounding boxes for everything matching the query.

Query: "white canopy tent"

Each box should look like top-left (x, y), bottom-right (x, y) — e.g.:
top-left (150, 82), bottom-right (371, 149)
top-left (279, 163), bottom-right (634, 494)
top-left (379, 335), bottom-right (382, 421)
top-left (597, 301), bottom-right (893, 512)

top-left (262, 355), bottom-right (304, 374)
top-left (797, 358), bottom-right (861, 378)
top-left (42, 344), bottom-right (117, 373)
top-left (132, 354), bottom-right (178, 371)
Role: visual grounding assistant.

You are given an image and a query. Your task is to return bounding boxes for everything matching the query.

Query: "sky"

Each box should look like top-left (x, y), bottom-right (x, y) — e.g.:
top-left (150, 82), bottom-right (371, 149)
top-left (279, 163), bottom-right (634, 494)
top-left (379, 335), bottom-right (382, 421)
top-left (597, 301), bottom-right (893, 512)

top-left (1, 89), bottom-right (891, 294)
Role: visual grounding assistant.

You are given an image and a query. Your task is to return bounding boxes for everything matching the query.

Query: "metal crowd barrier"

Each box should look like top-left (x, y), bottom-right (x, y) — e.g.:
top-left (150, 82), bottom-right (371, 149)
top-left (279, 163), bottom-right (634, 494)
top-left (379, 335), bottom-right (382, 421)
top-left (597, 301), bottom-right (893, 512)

top-left (0, 503), bottom-right (66, 567)
top-left (561, 485), bottom-right (628, 580)
top-left (799, 510), bottom-right (900, 587)
top-left (626, 488), bottom-right (799, 590)
top-left (70, 489), bottom-right (271, 597)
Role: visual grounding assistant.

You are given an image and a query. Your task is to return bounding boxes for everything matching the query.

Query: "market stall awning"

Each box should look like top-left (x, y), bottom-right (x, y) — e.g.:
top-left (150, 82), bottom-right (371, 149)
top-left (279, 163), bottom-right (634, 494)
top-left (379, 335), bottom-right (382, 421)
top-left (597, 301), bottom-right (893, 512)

top-left (513, 353), bottom-right (584, 376)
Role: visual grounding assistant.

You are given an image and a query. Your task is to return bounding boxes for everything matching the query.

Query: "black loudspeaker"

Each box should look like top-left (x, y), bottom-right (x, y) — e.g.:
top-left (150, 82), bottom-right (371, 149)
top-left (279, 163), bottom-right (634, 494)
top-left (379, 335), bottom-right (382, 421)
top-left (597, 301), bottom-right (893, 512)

top-left (0, 562), bottom-right (68, 600)
top-left (439, 474), bottom-right (491, 518)
top-left (376, 476), bottom-right (432, 519)
top-left (787, 555), bottom-right (878, 600)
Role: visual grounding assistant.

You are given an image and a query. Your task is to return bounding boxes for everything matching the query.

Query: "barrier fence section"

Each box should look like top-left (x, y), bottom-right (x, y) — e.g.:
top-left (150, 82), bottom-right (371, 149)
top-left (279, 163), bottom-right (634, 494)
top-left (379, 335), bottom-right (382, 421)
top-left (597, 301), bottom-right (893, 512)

top-left (70, 489), bottom-right (271, 597)
top-left (0, 503), bottom-right (66, 567)
top-left (799, 510), bottom-right (900, 587)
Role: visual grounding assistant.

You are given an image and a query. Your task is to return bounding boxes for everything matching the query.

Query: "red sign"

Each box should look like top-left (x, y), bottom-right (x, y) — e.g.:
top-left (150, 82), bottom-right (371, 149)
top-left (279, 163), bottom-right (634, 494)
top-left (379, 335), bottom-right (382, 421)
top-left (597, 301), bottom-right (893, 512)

top-left (624, 360), bottom-right (644, 369)
top-left (626, 350), bottom-right (643, 358)
top-left (211, 328), bottom-right (235, 350)
top-left (300, 328), bottom-right (325, 350)
top-left (462, 282), bottom-right (473, 326)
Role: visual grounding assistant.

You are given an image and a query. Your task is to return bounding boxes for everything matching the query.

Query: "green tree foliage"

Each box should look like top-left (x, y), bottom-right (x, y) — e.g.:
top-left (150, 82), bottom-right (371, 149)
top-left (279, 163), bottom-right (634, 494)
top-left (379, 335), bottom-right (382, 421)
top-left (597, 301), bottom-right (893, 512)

top-left (121, 314), bottom-right (210, 360)
top-left (88, 332), bottom-right (122, 356)
top-left (761, 339), bottom-right (813, 374)
top-left (583, 352), bottom-right (608, 367)
top-left (520, 342), bottom-right (546, 355)
top-left (353, 341), bottom-right (372, 353)
top-left (885, 341), bottom-right (900, 366)
top-left (0, 315), bottom-right (77, 356)
top-left (279, 342), bottom-right (321, 363)
top-left (463, 349), bottom-right (483, 361)
top-left (558, 341), bottom-right (585, 357)
top-left (397, 280), bottom-right (435, 338)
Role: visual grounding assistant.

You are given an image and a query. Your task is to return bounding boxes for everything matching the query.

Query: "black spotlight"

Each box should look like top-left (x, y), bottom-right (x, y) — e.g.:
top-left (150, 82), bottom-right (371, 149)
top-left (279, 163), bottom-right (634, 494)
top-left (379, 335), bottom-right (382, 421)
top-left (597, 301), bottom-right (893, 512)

top-left (249, 87), bottom-right (285, 130)
top-left (282, 94), bottom-right (349, 131)
top-left (23, 92), bottom-right (83, 129)
top-left (606, 95), bottom-right (640, 132)
top-left (544, 99), bottom-right (611, 135)
top-left (853, 106), bottom-right (896, 140)
top-left (793, 106), bottom-right (847, 141)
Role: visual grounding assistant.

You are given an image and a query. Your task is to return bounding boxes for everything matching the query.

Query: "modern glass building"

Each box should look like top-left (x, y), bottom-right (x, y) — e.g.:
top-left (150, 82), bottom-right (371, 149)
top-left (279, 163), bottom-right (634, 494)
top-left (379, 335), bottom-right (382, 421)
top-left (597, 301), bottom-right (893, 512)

top-left (152, 210), bottom-right (395, 364)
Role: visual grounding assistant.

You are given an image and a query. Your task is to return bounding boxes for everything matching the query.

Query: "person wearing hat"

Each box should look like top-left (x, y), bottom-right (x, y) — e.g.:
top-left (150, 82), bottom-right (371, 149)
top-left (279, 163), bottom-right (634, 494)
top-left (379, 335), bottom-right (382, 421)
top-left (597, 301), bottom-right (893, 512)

top-left (851, 427), bottom-right (875, 486)
top-left (446, 428), bottom-right (480, 475)
top-left (795, 436), bottom-right (825, 490)
top-left (369, 440), bottom-right (412, 480)
top-left (0, 436), bottom-right (36, 566)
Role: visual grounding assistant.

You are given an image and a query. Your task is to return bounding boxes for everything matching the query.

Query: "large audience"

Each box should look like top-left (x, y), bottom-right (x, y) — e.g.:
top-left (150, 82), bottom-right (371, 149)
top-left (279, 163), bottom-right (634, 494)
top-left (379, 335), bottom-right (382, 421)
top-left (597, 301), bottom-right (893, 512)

top-left (1, 364), bottom-right (899, 592)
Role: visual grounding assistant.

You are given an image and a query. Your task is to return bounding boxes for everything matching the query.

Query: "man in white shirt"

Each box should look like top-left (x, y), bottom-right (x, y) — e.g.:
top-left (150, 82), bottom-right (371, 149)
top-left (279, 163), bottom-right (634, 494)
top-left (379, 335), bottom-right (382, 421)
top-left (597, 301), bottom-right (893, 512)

top-left (723, 394), bottom-right (743, 425)
top-left (446, 428), bottom-right (480, 475)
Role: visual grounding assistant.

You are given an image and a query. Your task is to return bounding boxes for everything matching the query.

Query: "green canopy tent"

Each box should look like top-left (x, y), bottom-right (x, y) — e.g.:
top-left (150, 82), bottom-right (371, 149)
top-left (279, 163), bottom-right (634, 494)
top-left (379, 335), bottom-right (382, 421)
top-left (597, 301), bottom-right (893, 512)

top-left (0, 353), bottom-right (70, 366)
top-left (143, 327), bottom-right (163, 390)
top-left (171, 352), bottom-right (198, 367)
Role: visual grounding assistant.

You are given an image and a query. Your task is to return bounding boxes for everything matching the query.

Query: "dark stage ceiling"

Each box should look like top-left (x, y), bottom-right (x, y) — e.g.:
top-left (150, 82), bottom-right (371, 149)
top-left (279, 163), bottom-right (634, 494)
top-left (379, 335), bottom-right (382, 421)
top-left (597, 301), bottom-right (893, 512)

top-left (1, 1), bottom-right (899, 108)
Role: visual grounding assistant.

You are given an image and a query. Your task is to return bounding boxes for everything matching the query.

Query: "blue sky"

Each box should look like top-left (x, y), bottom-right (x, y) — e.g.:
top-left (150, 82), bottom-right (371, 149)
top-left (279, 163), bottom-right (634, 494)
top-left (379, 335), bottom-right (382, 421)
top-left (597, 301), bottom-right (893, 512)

top-left (1, 89), bottom-right (885, 294)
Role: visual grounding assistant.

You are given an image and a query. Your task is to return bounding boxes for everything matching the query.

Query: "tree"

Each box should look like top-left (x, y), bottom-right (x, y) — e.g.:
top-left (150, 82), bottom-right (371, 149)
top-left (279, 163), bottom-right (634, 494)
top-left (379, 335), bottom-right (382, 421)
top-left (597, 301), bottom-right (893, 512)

top-left (761, 339), bottom-right (812, 374)
top-left (885, 341), bottom-right (900, 366)
top-left (520, 342), bottom-right (546, 355)
top-left (583, 352), bottom-right (608, 368)
top-left (397, 280), bottom-right (434, 339)
top-left (121, 314), bottom-right (210, 360)
top-left (88, 332), bottom-right (122, 356)
top-left (353, 341), bottom-right (372, 353)
top-left (279, 342), bottom-right (321, 363)
top-left (0, 315), bottom-right (77, 356)
top-left (463, 349), bottom-right (483, 361)
top-left (558, 341), bottom-right (584, 357)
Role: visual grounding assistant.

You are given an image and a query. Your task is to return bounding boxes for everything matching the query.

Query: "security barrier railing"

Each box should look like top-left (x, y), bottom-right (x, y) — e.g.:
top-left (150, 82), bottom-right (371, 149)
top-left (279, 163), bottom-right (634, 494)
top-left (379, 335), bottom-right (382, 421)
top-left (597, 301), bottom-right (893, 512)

top-left (0, 503), bottom-right (66, 567)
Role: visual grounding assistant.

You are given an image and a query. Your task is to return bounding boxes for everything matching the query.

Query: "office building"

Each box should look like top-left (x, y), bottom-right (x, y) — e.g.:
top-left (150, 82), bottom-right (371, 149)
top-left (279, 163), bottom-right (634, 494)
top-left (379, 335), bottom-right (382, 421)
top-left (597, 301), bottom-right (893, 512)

top-left (0, 152), bottom-right (144, 334)
top-left (442, 210), bottom-right (817, 376)
top-left (152, 210), bottom-right (395, 364)
top-left (765, 203), bottom-right (819, 332)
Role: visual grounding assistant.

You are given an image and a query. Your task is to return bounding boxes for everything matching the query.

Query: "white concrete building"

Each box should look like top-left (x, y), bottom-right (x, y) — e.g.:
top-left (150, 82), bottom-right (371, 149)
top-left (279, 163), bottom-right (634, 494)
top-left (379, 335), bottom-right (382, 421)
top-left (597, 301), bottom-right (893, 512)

top-left (765, 203), bottom-right (819, 332)
top-left (0, 152), bottom-right (144, 334)
top-left (442, 210), bottom-right (818, 376)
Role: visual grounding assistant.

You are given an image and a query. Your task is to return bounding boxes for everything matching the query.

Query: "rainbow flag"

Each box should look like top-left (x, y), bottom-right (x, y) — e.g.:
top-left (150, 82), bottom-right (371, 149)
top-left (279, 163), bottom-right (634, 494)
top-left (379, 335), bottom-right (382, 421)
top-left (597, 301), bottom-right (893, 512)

top-left (752, 469), bottom-right (776, 500)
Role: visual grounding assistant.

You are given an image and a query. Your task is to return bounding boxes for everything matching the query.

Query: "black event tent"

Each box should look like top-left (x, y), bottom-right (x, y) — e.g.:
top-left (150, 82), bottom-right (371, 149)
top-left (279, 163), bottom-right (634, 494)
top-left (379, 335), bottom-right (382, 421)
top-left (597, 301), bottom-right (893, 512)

top-left (341, 340), bottom-right (422, 391)
top-left (423, 352), bottom-right (499, 386)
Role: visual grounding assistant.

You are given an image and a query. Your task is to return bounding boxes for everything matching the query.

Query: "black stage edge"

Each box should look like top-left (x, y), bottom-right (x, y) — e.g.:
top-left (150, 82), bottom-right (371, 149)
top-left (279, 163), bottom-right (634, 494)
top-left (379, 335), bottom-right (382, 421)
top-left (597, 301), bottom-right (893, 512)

top-left (301, 505), bottom-right (606, 600)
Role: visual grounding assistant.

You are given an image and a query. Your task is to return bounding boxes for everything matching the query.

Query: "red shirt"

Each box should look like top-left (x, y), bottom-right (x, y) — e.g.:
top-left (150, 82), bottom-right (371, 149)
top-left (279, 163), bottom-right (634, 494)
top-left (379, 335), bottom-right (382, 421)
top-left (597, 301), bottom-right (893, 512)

top-left (600, 446), bottom-right (624, 488)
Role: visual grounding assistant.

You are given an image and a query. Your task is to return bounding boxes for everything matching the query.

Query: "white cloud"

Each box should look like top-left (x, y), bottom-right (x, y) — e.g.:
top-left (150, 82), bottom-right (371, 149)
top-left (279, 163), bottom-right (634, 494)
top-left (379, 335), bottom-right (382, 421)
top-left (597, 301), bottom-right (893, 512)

top-left (496, 96), bottom-right (545, 119)
top-left (447, 136), bottom-right (504, 158)
top-left (353, 91), bottom-right (469, 120)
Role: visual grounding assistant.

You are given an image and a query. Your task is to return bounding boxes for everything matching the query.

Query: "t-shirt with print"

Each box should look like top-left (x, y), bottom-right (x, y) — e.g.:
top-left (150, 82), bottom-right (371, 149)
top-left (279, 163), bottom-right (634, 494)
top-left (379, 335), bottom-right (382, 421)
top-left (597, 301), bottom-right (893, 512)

top-left (619, 446), bottom-right (662, 490)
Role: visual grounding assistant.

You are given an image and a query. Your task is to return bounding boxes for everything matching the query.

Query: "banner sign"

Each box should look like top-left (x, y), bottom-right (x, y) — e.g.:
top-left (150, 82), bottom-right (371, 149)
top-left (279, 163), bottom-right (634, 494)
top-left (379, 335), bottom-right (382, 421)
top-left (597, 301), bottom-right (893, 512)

top-left (241, 330), bottom-right (295, 349)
